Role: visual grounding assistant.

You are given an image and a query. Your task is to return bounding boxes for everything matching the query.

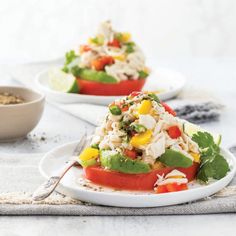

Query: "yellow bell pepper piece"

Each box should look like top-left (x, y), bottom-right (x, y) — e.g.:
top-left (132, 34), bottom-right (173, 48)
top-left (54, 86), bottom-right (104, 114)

top-left (88, 35), bottom-right (104, 45)
top-left (79, 147), bottom-right (99, 161)
top-left (138, 100), bottom-right (152, 115)
top-left (143, 67), bottom-right (150, 74)
top-left (190, 152), bottom-right (200, 163)
top-left (122, 32), bottom-right (131, 42)
top-left (88, 38), bottom-right (93, 45)
top-left (113, 54), bottom-right (126, 61)
top-left (130, 130), bottom-right (152, 148)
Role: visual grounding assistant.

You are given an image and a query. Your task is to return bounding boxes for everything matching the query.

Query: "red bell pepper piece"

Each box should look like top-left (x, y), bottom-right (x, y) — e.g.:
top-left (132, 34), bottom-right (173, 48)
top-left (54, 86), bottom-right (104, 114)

top-left (91, 56), bottom-right (114, 71)
top-left (108, 39), bottom-right (121, 48)
top-left (161, 102), bottom-right (176, 116)
top-left (156, 185), bottom-right (168, 193)
top-left (124, 149), bottom-right (137, 160)
top-left (168, 126), bottom-right (182, 139)
top-left (80, 45), bottom-right (91, 53)
top-left (156, 183), bottom-right (188, 194)
top-left (130, 91), bottom-right (142, 97)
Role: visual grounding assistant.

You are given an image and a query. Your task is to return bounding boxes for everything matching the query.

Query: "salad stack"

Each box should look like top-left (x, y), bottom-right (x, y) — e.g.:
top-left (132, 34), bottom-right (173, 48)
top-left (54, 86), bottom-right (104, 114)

top-left (49, 21), bottom-right (149, 96)
top-left (78, 92), bottom-right (230, 193)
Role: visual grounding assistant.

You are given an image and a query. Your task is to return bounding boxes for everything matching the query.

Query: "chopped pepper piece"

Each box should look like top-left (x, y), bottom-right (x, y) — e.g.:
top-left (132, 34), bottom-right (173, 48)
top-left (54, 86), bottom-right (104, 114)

top-left (168, 126), bottom-right (182, 139)
top-left (130, 130), bottom-right (152, 148)
top-left (79, 147), bottom-right (99, 161)
top-left (108, 39), bottom-right (121, 48)
top-left (80, 45), bottom-right (91, 54)
top-left (190, 152), bottom-right (200, 163)
top-left (124, 149), bottom-right (137, 160)
top-left (155, 183), bottom-right (188, 194)
top-left (121, 32), bottom-right (131, 42)
top-left (91, 56), bottom-right (114, 71)
top-left (161, 102), bottom-right (176, 116)
top-left (138, 100), bottom-right (152, 115)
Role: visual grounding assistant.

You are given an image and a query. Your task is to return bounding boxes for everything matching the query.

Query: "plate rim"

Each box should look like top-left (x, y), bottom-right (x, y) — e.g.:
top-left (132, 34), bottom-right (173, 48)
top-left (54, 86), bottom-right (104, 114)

top-left (39, 140), bottom-right (236, 201)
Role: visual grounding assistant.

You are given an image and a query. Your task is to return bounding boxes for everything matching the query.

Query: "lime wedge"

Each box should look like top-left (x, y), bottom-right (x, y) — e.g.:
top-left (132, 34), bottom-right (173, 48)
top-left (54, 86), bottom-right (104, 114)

top-left (183, 122), bottom-right (222, 145)
top-left (49, 68), bottom-right (79, 93)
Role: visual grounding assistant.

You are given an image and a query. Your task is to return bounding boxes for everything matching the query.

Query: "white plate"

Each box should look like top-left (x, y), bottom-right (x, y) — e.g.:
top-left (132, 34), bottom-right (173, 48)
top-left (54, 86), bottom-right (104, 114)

top-left (35, 68), bottom-right (186, 105)
top-left (39, 141), bottom-right (236, 208)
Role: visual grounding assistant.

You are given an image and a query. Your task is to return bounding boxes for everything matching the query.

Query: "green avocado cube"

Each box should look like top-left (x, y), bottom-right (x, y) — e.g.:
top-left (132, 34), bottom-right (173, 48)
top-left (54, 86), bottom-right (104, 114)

top-left (159, 149), bottom-right (193, 168)
top-left (100, 150), bottom-right (151, 174)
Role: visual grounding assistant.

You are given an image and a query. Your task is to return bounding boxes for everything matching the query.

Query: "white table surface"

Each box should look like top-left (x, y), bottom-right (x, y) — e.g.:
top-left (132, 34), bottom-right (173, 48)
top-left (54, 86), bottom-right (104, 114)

top-left (0, 57), bottom-right (236, 235)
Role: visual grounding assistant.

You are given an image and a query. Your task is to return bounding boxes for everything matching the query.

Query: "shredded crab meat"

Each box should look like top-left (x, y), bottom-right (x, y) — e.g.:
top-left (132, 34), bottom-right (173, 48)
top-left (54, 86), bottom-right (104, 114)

top-left (78, 21), bottom-right (147, 82)
top-left (97, 21), bottom-right (114, 43)
top-left (91, 93), bottom-right (200, 164)
top-left (155, 170), bottom-right (188, 186)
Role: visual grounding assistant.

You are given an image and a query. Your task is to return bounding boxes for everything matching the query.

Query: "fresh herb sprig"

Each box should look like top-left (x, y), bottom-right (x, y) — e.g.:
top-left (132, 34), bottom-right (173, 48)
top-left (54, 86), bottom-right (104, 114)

top-left (147, 93), bottom-right (160, 103)
top-left (192, 131), bottom-right (230, 183)
top-left (62, 50), bottom-right (81, 76)
top-left (138, 70), bottom-right (149, 79)
top-left (64, 50), bottom-right (78, 66)
top-left (125, 42), bottom-right (135, 53)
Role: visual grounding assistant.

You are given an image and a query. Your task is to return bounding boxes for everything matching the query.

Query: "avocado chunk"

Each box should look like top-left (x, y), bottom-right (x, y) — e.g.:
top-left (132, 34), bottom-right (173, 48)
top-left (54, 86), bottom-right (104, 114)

top-left (159, 149), bottom-right (193, 168)
top-left (100, 150), bottom-right (151, 174)
top-left (78, 69), bottom-right (118, 84)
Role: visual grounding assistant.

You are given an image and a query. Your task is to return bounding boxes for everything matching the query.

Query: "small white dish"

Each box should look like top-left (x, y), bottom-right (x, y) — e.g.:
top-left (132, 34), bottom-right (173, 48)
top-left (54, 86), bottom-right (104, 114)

top-left (0, 86), bottom-right (45, 141)
top-left (39, 141), bottom-right (236, 208)
top-left (35, 68), bottom-right (186, 105)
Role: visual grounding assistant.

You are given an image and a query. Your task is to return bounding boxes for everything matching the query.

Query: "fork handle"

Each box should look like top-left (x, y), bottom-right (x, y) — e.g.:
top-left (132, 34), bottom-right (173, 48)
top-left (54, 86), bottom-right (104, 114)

top-left (32, 160), bottom-right (77, 201)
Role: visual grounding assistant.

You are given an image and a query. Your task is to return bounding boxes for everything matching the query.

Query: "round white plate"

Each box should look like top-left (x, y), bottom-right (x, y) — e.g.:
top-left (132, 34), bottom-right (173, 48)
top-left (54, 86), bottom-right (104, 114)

top-left (39, 141), bottom-right (236, 208)
top-left (35, 68), bottom-right (186, 105)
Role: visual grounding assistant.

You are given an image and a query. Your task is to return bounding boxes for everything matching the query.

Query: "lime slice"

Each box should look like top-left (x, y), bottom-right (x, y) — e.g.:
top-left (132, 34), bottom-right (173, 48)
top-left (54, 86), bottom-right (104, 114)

top-left (183, 122), bottom-right (221, 145)
top-left (49, 68), bottom-right (79, 93)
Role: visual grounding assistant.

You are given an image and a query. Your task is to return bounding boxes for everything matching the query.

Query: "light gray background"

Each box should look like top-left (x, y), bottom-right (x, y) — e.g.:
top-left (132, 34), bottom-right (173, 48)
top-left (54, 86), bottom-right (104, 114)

top-left (0, 0), bottom-right (236, 235)
top-left (0, 0), bottom-right (236, 64)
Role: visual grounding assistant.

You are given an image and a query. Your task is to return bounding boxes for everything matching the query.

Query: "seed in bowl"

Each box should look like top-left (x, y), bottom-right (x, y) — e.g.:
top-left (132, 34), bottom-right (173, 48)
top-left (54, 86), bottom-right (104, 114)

top-left (0, 92), bottom-right (24, 105)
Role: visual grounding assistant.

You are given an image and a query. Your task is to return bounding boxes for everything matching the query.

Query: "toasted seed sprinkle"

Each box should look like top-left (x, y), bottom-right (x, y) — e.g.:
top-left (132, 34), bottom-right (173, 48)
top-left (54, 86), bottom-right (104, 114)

top-left (0, 92), bottom-right (24, 105)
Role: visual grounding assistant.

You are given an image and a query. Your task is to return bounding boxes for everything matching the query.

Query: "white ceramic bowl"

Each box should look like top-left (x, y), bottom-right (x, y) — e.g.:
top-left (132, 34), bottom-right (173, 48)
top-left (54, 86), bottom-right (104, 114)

top-left (0, 86), bottom-right (45, 141)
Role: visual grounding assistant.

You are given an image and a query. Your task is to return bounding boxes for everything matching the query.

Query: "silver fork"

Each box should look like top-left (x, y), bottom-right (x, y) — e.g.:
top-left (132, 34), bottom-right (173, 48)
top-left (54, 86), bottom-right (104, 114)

top-left (32, 133), bottom-right (87, 201)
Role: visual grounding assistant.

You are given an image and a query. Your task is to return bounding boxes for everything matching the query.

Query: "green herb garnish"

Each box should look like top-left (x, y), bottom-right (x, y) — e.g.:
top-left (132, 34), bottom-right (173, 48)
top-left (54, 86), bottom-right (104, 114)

top-left (91, 143), bottom-right (99, 149)
top-left (147, 93), bottom-right (160, 103)
top-left (192, 131), bottom-right (230, 183)
top-left (125, 42), bottom-right (135, 53)
top-left (64, 50), bottom-right (78, 65)
top-left (119, 120), bottom-right (132, 130)
top-left (138, 70), bottom-right (149, 79)
top-left (130, 123), bottom-right (147, 133)
top-left (109, 105), bottom-right (122, 115)
top-left (91, 35), bottom-right (104, 45)
top-left (62, 50), bottom-right (80, 74)
top-left (114, 33), bottom-right (123, 42)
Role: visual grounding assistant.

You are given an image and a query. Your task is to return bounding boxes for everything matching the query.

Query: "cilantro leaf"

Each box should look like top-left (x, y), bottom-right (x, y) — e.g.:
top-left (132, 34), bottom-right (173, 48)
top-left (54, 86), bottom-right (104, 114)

top-left (125, 42), bottom-right (135, 53)
top-left (62, 50), bottom-right (81, 76)
top-left (64, 50), bottom-right (78, 65)
top-left (192, 131), bottom-right (230, 183)
top-left (192, 132), bottom-right (215, 149)
top-left (196, 161), bottom-right (213, 182)
top-left (210, 154), bottom-right (230, 179)
top-left (147, 93), bottom-right (160, 103)
top-left (114, 33), bottom-right (123, 41)
top-left (138, 70), bottom-right (149, 79)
